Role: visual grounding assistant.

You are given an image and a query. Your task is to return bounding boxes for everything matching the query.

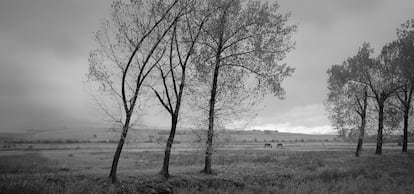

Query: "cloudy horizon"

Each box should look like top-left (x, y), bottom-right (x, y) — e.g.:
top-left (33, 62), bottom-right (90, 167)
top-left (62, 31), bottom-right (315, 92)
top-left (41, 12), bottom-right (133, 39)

top-left (1, 0), bottom-right (414, 135)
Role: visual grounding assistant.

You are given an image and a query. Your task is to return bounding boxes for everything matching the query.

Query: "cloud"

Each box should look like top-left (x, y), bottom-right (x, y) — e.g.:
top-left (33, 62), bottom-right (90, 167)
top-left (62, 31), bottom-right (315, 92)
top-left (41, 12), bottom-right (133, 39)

top-left (0, 0), bottom-right (111, 60)
top-left (256, 103), bottom-right (330, 126)
top-left (0, 0), bottom-right (112, 131)
top-left (1, 0), bottom-right (414, 135)
top-left (250, 123), bottom-right (334, 134)
top-left (248, 103), bottom-right (334, 134)
top-left (279, 0), bottom-right (385, 29)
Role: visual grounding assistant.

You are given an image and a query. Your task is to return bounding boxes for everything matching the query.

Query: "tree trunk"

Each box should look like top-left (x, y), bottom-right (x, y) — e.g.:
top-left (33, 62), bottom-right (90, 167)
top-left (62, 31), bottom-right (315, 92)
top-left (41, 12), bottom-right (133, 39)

top-left (401, 85), bottom-right (412, 152)
top-left (204, 6), bottom-right (227, 174)
top-left (355, 116), bottom-right (366, 157)
top-left (160, 116), bottom-right (178, 178)
top-left (109, 114), bottom-right (131, 183)
top-left (402, 108), bottom-right (409, 152)
top-left (204, 49), bottom-right (222, 174)
top-left (204, 62), bottom-right (220, 174)
top-left (356, 90), bottom-right (368, 157)
top-left (375, 100), bottom-right (384, 155)
top-left (355, 138), bottom-right (363, 157)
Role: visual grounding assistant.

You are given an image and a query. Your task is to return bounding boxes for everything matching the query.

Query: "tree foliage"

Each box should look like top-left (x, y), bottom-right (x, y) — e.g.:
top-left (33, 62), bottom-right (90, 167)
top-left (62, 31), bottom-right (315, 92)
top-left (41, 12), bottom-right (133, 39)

top-left (90, 0), bottom-right (296, 180)
top-left (326, 19), bottom-right (414, 155)
top-left (88, 0), bottom-right (184, 182)
top-left (326, 44), bottom-right (372, 156)
top-left (190, 0), bottom-right (296, 173)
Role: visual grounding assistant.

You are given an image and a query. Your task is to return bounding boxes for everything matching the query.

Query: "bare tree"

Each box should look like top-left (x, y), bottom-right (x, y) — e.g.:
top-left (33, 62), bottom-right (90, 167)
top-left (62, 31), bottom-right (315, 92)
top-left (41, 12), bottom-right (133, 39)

top-left (192, 0), bottom-right (296, 174)
top-left (149, 0), bottom-right (210, 178)
top-left (88, 0), bottom-right (183, 182)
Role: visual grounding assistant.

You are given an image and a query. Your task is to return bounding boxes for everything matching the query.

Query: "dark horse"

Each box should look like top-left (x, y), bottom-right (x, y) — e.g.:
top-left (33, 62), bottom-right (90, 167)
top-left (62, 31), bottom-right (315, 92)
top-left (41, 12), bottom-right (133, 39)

top-left (264, 143), bottom-right (272, 148)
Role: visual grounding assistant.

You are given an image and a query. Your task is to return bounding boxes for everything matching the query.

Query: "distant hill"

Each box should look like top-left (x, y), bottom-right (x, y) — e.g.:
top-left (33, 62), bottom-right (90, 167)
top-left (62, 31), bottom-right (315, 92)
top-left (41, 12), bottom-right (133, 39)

top-left (0, 127), bottom-right (337, 143)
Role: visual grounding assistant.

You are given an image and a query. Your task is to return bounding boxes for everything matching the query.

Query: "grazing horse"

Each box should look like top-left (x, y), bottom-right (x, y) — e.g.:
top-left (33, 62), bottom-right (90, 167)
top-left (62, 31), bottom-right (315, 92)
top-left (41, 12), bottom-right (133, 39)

top-left (264, 143), bottom-right (272, 148)
top-left (276, 143), bottom-right (283, 148)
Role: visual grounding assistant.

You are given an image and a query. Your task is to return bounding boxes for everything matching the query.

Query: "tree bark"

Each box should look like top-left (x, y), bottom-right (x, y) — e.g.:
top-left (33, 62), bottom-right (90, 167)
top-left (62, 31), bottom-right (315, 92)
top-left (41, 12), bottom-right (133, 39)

top-left (375, 100), bottom-right (384, 155)
top-left (355, 90), bottom-right (368, 157)
top-left (402, 108), bottom-right (409, 152)
top-left (109, 114), bottom-right (131, 183)
top-left (204, 61), bottom-right (220, 174)
top-left (356, 115), bottom-right (366, 157)
top-left (203, 7), bottom-right (227, 173)
top-left (402, 86), bottom-right (412, 152)
top-left (356, 138), bottom-right (363, 157)
top-left (160, 116), bottom-right (178, 177)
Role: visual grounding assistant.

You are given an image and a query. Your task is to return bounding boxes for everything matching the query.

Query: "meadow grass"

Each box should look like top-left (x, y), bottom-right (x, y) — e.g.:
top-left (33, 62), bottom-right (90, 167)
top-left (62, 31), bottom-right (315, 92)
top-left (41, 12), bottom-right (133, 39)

top-left (1, 149), bottom-right (413, 193)
top-left (0, 152), bottom-right (60, 173)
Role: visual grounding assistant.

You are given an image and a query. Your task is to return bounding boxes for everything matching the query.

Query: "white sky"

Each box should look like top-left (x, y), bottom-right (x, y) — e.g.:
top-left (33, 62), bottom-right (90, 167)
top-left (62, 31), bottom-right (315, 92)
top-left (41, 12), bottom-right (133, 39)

top-left (0, 0), bottom-right (413, 134)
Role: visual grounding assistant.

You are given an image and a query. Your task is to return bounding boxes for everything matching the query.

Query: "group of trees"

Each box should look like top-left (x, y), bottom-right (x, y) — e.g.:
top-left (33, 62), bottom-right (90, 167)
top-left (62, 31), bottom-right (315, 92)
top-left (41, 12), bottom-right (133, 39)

top-left (326, 19), bottom-right (414, 157)
top-left (88, 0), bottom-right (296, 182)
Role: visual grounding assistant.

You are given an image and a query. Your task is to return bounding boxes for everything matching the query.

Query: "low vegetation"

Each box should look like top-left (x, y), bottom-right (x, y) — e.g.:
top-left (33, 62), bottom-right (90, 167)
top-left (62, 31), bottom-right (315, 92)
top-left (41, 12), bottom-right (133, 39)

top-left (1, 149), bottom-right (413, 193)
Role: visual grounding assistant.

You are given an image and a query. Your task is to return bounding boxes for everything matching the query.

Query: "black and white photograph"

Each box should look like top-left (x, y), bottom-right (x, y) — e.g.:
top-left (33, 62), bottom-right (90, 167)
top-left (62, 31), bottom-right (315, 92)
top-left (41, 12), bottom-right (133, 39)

top-left (1, 0), bottom-right (414, 193)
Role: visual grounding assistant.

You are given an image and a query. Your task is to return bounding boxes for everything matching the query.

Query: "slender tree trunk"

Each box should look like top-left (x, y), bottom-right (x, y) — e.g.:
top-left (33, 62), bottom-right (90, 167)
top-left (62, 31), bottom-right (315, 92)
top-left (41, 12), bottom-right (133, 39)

top-left (204, 62), bottom-right (220, 174)
top-left (109, 114), bottom-right (131, 183)
top-left (160, 116), bottom-right (178, 177)
top-left (204, 14), bottom-right (225, 174)
top-left (402, 86), bottom-right (412, 152)
top-left (204, 4), bottom-right (228, 174)
top-left (355, 117), bottom-right (366, 157)
top-left (356, 90), bottom-right (368, 157)
top-left (402, 108), bottom-right (409, 152)
top-left (376, 100), bottom-right (384, 155)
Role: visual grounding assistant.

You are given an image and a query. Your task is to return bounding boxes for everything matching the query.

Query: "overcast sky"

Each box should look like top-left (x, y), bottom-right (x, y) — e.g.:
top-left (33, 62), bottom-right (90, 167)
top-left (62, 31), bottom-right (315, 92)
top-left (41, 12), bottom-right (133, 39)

top-left (0, 0), bottom-right (413, 134)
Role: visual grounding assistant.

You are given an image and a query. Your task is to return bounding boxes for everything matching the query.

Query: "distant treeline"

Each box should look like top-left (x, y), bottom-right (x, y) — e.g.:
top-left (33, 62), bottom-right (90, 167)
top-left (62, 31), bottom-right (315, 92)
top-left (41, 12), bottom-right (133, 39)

top-left (6, 138), bottom-right (185, 144)
top-left (342, 135), bottom-right (414, 144)
top-left (4, 136), bottom-right (411, 145)
top-left (7, 139), bottom-right (119, 144)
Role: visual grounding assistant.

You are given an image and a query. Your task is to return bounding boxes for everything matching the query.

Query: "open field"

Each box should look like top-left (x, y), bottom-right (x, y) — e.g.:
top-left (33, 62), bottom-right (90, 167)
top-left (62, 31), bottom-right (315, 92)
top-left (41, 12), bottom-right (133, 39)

top-left (0, 128), bottom-right (338, 143)
top-left (1, 141), bottom-right (414, 193)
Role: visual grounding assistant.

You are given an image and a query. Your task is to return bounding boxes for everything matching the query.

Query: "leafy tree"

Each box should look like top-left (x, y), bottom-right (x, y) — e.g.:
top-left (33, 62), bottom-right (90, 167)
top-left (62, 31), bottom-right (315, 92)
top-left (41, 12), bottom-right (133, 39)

top-left (365, 43), bottom-right (400, 155)
top-left (394, 19), bottom-right (414, 152)
top-left (191, 0), bottom-right (296, 174)
top-left (88, 0), bottom-right (182, 182)
top-left (326, 44), bottom-right (372, 157)
top-left (383, 100), bottom-right (403, 135)
top-left (325, 64), bottom-right (354, 140)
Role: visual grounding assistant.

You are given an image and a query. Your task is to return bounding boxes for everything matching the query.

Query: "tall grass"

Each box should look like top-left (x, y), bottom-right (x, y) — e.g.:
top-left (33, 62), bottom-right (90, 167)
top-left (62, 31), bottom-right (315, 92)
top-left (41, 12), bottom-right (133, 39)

top-left (0, 153), bottom-right (59, 173)
top-left (1, 150), bottom-right (414, 193)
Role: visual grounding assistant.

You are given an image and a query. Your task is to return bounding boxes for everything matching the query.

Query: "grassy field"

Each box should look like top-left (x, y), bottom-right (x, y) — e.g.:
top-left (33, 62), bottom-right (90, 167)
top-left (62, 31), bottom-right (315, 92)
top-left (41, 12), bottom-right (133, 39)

top-left (0, 128), bottom-right (337, 143)
top-left (1, 142), bottom-right (414, 193)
